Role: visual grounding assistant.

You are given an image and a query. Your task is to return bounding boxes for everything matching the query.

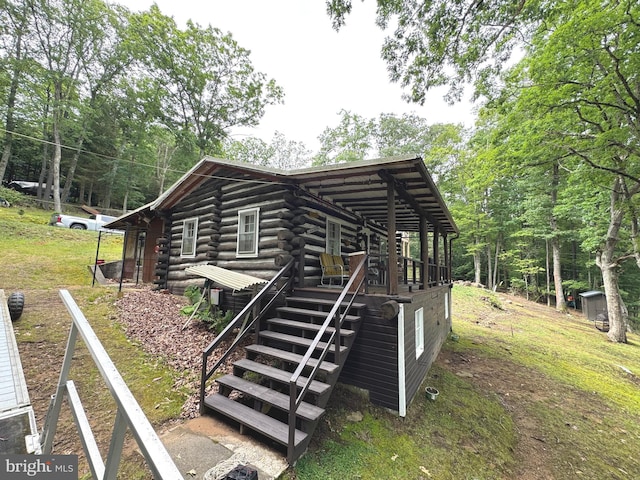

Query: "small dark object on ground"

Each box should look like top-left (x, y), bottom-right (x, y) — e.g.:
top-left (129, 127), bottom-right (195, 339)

top-left (224, 464), bottom-right (258, 480)
top-left (594, 312), bottom-right (609, 332)
top-left (8, 291), bottom-right (25, 321)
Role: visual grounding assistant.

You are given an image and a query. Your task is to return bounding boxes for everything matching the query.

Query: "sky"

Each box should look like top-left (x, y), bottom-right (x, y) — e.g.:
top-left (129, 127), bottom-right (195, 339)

top-left (117, 0), bottom-right (478, 152)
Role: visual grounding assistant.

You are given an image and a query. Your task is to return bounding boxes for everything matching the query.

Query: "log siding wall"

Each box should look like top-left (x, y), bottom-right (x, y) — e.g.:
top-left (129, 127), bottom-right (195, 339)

top-left (164, 176), bottom-right (303, 294)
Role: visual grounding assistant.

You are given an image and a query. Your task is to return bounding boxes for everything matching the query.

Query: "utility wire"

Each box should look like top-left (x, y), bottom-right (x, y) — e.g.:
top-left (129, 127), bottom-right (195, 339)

top-left (0, 127), bottom-right (285, 186)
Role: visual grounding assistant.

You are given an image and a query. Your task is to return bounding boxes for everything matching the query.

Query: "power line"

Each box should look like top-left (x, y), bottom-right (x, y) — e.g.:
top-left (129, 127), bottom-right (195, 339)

top-left (1, 127), bottom-right (284, 186)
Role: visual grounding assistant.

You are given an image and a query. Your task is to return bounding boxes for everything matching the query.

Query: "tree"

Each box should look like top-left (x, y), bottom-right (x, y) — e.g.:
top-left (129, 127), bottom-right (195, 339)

top-left (130, 6), bottom-right (284, 157)
top-left (27, 0), bottom-right (127, 212)
top-left (223, 132), bottom-right (312, 170)
top-left (314, 110), bottom-right (375, 165)
top-left (326, 0), bottom-right (545, 103)
top-left (0, 0), bottom-right (31, 183)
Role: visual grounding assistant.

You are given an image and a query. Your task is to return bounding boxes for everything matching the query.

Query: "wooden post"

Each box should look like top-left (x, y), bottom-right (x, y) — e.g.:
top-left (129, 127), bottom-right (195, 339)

top-left (420, 217), bottom-right (428, 290)
top-left (348, 251), bottom-right (366, 293)
top-left (387, 182), bottom-right (398, 295)
top-left (432, 226), bottom-right (440, 285)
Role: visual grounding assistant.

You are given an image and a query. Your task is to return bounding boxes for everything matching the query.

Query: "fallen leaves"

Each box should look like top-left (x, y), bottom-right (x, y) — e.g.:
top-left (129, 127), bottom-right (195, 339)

top-left (115, 289), bottom-right (247, 418)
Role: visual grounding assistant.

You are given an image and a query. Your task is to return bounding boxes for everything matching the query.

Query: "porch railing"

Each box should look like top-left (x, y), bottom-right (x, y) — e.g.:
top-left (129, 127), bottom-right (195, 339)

top-left (369, 254), bottom-right (449, 289)
top-left (199, 258), bottom-right (296, 414)
top-left (287, 254), bottom-right (368, 462)
top-left (40, 290), bottom-right (184, 480)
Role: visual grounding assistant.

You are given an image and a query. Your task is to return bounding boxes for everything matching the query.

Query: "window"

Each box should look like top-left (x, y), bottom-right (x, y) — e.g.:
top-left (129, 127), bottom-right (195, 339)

top-left (326, 219), bottom-right (341, 255)
top-left (237, 207), bottom-right (260, 257)
top-left (415, 307), bottom-right (424, 358)
top-left (445, 291), bottom-right (450, 319)
top-left (181, 218), bottom-right (198, 257)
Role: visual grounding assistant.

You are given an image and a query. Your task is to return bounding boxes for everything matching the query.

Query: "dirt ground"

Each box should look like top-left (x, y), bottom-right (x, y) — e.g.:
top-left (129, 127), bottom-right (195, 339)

top-left (13, 287), bottom-right (591, 478)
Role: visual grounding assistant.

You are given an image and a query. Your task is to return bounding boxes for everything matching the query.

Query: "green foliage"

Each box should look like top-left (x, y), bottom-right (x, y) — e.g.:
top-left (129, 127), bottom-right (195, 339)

top-left (223, 131), bottom-right (312, 170)
top-left (0, 186), bottom-right (35, 207)
top-left (129, 6), bottom-right (284, 157)
top-left (181, 285), bottom-right (234, 333)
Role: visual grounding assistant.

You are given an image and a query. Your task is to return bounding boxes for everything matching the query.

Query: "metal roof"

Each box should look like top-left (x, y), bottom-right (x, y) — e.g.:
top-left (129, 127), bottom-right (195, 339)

top-left (106, 156), bottom-right (458, 235)
top-left (185, 265), bottom-right (268, 291)
top-left (579, 290), bottom-right (606, 298)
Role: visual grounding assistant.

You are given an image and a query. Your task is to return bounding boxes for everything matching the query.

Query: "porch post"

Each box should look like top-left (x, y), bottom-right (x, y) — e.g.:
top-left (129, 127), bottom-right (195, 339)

top-left (420, 217), bottom-right (428, 290)
top-left (432, 225), bottom-right (440, 285)
top-left (387, 181), bottom-right (398, 295)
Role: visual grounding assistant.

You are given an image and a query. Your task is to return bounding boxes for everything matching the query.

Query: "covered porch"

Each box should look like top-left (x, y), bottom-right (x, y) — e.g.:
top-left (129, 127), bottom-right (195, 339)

top-left (292, 156), bottom-right (458, 295)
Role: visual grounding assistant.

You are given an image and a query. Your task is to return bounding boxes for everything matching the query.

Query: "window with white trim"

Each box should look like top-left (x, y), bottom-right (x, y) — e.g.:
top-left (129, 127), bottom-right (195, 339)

top-left (326, 219), bottom-right (341, 255)
top-left (415, 307), bottom-right (424, 358)
top-left (181, 217), bottom-right (198, 257)
top-left (237, 207), bottom-right (260, 257)
top-left (445, 291), bottom-right (450, 319)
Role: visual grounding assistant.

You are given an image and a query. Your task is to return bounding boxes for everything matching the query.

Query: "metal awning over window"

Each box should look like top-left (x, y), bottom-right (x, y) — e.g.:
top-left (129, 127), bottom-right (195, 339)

top-left (185, 265), bottom-right (268, 292)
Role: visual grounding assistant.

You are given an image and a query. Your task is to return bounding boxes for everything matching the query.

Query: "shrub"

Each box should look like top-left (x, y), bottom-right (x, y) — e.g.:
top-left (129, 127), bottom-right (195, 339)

top-left (180, 285), bottom-right (234, 333)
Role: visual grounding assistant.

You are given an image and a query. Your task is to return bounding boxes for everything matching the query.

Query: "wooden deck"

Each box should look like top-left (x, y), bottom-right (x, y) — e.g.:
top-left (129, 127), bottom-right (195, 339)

top-left (0, 290), bottom-right (39, 454)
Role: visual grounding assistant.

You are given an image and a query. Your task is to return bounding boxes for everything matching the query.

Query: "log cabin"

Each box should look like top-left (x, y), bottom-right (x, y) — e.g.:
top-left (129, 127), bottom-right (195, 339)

top-left (106, 155), bottom-right (458, 463)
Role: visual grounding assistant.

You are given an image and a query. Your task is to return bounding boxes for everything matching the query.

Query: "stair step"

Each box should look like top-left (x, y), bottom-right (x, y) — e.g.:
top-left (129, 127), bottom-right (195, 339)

top-left (204, 393), bottom-right (308, 448)
top-left (216, 375), bottom-right (325, 422)
top-left (286, 296), bottom-right (367, 311)
top-left (259, 331), bottom-right (348, 355)
top-left (276, 306), bottom-right (361, 323)
top-left (245, 344), bottom-right (339, 375)
top-left (267, 318), bottom-right (356, 337)
top-left (233, 359), bottom-right (331, 396)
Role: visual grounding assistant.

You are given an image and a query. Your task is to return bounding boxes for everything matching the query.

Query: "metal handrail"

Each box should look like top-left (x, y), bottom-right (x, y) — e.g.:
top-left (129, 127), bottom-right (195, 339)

top-left (286, 255), bottom-right (368, 462)
top-left (39, 290), bottom-right (184, 480)
top-left (199, 258), bottom-right (296, 413)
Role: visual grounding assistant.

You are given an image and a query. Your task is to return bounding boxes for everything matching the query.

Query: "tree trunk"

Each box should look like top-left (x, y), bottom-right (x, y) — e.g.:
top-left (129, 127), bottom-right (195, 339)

top-left (552, 235), bottom-right (565, 312)
top-left (0, 24), bottom-right (25, 183)
top-left (545, 239), bottom-right (551, 307)
top-left (473, 237), bottom-right (482, 284)
top-left (62, 138), bottom-right (84, 203)
top-left (51, 83), bottom-right (63, 213)
top-left (599, 251), bottom-right (627, 343)
top-left (486, 243), bottom-right (493, 290)
top-left (493, 236), bottom-right (500, 290)
top-left (597, 177), bottom-right (627, 343)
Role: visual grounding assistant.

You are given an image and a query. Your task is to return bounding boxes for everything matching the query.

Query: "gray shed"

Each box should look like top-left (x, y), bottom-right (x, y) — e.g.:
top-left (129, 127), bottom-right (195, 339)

top-left (579, 290), bottom-right (607, 321)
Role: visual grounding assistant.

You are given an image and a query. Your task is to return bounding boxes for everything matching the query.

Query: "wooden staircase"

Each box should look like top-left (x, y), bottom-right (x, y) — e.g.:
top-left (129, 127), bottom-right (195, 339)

top-left (201, 294), bottom-right (366, 463)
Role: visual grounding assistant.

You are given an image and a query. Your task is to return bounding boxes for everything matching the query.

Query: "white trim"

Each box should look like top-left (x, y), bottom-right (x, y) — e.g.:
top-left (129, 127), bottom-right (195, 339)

top-left (326, 218), bottom-right (342, 256)
top-left (415, 307), bottom-right (425, 358)
top-left (236, 207), bottom-right (260, 258)
top-left (180, 217), bottom-right (198, 257)
top-left (397, 304), bottom-right (406, 417)
top-left (445, 290), bottom-right (450, 320)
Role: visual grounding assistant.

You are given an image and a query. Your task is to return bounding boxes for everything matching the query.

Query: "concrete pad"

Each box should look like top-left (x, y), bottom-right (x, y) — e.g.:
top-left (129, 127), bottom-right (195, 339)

top-left (161, 416), bottom-right (288, 480)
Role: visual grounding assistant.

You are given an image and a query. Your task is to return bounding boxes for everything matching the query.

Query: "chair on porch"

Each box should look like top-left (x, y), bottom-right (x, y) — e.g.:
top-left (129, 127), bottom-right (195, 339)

top-left (320, 253), bottom-right (350, 286)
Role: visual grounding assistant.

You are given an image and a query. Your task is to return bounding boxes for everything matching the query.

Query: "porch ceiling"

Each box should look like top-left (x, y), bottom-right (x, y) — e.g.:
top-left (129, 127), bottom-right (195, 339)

top-left (291, 156), bottom-right (458, 235)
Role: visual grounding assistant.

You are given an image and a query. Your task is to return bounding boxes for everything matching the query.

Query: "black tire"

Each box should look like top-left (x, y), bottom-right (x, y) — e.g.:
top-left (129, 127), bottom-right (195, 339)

top-left (70, 223), bottom-right (86, 230)
top-left (8, 291), bottom-right (25, 321)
